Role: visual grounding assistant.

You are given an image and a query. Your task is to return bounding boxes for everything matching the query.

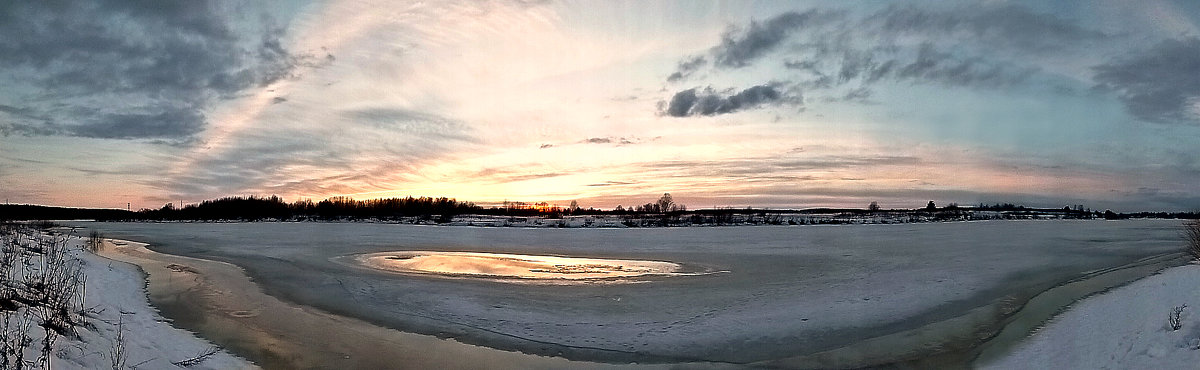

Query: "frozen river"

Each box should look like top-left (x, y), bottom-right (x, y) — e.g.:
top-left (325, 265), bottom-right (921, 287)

top-left (74, 220), bottom-right (1186, 367)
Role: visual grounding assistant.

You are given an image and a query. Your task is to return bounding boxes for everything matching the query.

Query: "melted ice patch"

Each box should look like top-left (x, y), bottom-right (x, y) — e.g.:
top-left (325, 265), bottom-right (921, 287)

top-left (355, 251), bottom-right (686, 281)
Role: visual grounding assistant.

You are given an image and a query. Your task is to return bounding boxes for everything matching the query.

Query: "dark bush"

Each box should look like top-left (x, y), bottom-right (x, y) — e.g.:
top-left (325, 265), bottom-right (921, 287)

top-left (1185, 221), bottom-right (1200, 260)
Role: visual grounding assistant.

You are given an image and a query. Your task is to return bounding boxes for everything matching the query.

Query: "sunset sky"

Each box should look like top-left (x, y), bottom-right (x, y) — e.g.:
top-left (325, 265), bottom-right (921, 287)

top-left (3, 1), bottom-right (1200, 211)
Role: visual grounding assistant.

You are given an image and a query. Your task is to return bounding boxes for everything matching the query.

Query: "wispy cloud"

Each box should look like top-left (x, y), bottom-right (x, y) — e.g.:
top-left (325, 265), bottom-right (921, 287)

top-left (662, 4), bottom-right (1109, 115)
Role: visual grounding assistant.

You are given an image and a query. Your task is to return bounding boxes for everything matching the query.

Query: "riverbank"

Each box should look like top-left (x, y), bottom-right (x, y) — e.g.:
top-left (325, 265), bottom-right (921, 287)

top-left (30, 231), bottom-right (252, 369)
top-left (981, 263), bottom-right (1200, 368)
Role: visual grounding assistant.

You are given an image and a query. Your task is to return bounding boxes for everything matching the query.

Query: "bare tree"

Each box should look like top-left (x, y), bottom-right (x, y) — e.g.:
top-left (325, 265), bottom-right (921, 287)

top-left (868, 202), bottom-right (880, 212)
top-left (656, 193), bottom-right (675, 213)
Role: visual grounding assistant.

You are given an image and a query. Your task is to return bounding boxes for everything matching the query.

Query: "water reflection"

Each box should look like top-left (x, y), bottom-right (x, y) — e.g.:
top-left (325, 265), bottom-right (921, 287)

top-left (356, 251), bottom-right (687, 281)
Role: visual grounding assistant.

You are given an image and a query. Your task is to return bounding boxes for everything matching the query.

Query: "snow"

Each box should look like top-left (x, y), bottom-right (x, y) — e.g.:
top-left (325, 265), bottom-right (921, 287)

top-left (44, 231), bottom-right (254, 369)
top-left (982, 264), bottom-right (1200, 369)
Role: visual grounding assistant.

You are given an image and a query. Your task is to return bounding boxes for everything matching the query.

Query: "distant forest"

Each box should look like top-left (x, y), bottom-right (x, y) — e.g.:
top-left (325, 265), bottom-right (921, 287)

top-left (0, 195), bottom-right (1198, 222)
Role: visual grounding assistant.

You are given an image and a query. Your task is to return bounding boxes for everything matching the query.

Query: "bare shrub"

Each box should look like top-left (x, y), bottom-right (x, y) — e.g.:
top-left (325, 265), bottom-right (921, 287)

top-left (0, 230), bottom-right (20, 308)
top-left (86, 231), bottom-right (104, 253)
top-left (1185, 221), bottom-right (1200, 260)
top-left (1170, 304), bottom-right (1187, 331)
top-left (30, 234), bottom-right (85, 338)
top-left (0, 225), bottom-right (88, 369)
top-left (108, 317), bottom-right (126, 370)
top-left (0, 307), bottom-right (37, 370)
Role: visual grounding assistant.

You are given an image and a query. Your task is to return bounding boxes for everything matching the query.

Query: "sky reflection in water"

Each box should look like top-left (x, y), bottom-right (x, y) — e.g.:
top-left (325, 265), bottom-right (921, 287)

top-left (357, 251), bottom-right (684, 281)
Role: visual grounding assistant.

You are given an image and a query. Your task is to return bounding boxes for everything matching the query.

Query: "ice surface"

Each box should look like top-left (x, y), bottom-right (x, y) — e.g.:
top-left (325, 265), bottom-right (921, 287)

top-left (73, 220), bottom-right (1186, 365)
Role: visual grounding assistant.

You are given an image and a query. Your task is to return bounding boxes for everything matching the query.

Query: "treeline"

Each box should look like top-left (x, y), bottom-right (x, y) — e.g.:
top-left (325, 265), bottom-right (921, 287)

top-left (3, 195), bottom-right (1198, 222)
top-left (135, 195), bottom-right (484, 221)
top-left (0, 204), bottom-right (134, 221)
top-left (1120, 211), bottom-right (1200, 219)
top-left (136, 194), bottom-right (681, 221)
top-left (0, 194), bottom-right (681, 222)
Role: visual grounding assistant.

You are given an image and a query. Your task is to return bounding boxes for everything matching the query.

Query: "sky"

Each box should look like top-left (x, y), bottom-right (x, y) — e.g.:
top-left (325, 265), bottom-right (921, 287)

top-left (2, 0), bottom-right (1200, 212)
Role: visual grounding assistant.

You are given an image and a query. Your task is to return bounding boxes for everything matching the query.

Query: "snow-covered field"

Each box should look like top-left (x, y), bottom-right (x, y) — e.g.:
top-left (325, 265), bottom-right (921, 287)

top-left (982, 264), bottom-right (1200, 369)
top-left (71, 219), bottom-right (1187, 367)
top-left (13, 229), bottom-right (252, 369)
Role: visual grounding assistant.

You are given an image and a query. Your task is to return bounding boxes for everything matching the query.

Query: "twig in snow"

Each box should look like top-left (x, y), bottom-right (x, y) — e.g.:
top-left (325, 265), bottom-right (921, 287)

top-left (171, 346), bottom-right (220, 367)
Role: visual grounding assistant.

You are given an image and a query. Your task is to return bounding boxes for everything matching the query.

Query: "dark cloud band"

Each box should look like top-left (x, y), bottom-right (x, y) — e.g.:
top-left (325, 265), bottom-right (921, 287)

top-left (0, 1), bottom-right (321, 140)
top-left (664, 85), bottom-right (790, 117)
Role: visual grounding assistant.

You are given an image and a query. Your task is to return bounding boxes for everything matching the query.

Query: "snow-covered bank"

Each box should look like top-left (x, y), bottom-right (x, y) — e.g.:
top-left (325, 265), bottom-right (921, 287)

top-left (43, 230), bottom-right (253, 369)
top-left (982, 264), bottom-right (1200, 369)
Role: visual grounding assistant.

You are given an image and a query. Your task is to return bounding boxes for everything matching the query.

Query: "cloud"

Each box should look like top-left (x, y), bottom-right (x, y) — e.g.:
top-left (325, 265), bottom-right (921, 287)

top-left (893, 43), bottom-right (1037, 88)
top-left (586, 181), bottom-right (634, 187)
top-left (710, 9), bottom-right (841, 68)
top-left (0, 2), bottom-right (319, 140)
top-left (1092, 38), bottom-right (1200, 124)
top-left (871, 5), bottom-right (1108, 54)
top-left (662, 4), bottom-right (1103, 112)
top-left (343, 108), bottom-right (473, 141)
top-left (465, 167), bottom-right (566, 184)
top-left (665, 89), bottom-right (699, 117)
top-left (0, 122), bottom-right (59, 137)
top-left (663, 85), bottom-right (791, 117)
top-left (144, 107), bottom-right (476, 199)
top-left (0, 103), bottom-right (57, 136)
top-left (68, 108), bottom-right (206, 139)
top-left (666, 56), bottom-right (707, 82)
top-left (644, 155), bottom-right (921, 178)
top-left (561, 136), bottom-right (651, 146)
top-left (0, 104), bottom-right (39, 119)
top-left (822, 87), bottom-right (874, 104)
